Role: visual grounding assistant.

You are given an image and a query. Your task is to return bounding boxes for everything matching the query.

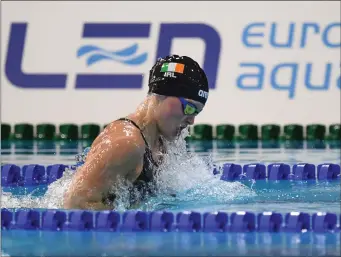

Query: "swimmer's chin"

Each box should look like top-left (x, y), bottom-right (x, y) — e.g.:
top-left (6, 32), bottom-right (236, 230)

top-left (162, 128), bottom-right (187, 142)
top-left (163, 134), bottom-right (178, 142)
top-left (162, 132), bottom-right (180, 142)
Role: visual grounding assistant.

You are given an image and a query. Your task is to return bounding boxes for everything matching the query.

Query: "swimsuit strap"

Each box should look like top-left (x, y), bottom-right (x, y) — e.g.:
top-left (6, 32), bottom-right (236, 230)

top-left (117, 117), bottom-right (160, 167)
top-left (117, 117), bottom-right (150, 148)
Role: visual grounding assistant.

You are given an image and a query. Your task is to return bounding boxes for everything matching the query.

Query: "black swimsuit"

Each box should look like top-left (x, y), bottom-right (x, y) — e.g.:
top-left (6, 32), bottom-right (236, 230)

top-left (102, 118), bottom-right (160, 207)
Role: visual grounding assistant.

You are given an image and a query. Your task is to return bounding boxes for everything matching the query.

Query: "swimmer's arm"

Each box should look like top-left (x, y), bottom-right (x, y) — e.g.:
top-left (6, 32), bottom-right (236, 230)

top-left (63, 136), bottom-right (144, 210)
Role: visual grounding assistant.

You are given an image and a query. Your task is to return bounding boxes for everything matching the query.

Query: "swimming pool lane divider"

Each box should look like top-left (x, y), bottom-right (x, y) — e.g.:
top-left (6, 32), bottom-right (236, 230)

top-left (1, 162), bottom-right (340, 188)
top-left (1, 208), bottom-right (340, 234)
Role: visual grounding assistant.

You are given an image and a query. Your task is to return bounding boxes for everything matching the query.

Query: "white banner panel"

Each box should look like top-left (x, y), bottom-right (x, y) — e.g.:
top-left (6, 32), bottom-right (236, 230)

top-left (1, 1), bottom-right (340, 126)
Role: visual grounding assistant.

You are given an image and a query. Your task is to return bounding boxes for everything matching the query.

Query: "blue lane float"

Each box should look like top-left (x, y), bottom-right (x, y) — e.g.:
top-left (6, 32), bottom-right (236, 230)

top-left (257, 212), bottom-right (282, 232)
top-left (22, 164), bottom-right (45, 186)
top-left (203, 212), bottom-right (228, 232)
top-left (1, 209), bottom-right (340, 234)
top-left (267, 163), bottom-right (291, 180)
top-left (1, 164), bottom-right (21, 186)
top-left (317, 163), bottom-right (341, 180)
top-left (243, 163), bottom-right (266, 180)
top-left (1, 163), bottom-right (70, 187)
top-left (2, 162), bottom-right (340, 188)
top-left (218, 163), bottom-right (340, 182)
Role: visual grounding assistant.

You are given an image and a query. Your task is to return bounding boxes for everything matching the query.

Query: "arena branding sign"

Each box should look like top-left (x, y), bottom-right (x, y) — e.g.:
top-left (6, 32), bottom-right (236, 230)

top-left (1, 1), bottom-right (340, 125)
top-left (5, 22), bottom-right (220, 90)
top-left (5, 21), bottom-right (340, 99)
top-left (238, 22), bottom-right (340, 99)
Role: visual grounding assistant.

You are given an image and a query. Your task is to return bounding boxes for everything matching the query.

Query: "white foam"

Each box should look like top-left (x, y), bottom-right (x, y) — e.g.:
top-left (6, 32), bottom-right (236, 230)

top-left (1, 129), bottom-right (255, 210)
top-left (1, 168), bottom-right (75, 209)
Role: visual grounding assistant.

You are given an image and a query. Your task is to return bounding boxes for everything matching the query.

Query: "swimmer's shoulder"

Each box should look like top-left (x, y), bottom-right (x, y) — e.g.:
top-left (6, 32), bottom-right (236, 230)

top-left (91, 119), bottom-right (146, 157)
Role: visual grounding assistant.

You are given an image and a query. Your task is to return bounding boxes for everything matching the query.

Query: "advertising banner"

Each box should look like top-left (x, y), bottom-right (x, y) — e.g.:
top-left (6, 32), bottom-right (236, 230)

top-left (1, 1), bottom-right (340, 126)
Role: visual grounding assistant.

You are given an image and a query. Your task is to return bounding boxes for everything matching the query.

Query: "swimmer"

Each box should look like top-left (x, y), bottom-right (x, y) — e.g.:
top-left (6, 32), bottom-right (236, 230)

top-left (63, 55), bottom-right (209, 210)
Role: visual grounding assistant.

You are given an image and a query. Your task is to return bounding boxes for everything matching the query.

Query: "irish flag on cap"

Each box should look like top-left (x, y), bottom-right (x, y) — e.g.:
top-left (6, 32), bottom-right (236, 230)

top-left (160, 62), bottom-right (185, 74)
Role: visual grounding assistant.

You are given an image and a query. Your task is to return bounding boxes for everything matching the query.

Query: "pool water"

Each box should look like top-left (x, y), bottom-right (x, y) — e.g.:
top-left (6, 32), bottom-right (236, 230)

top-left (2, 230), bottom-right (340, 257)
top-left (1, 140), bottom-right (341, 256)
top-left (2, 141), bottom-right (340, 213)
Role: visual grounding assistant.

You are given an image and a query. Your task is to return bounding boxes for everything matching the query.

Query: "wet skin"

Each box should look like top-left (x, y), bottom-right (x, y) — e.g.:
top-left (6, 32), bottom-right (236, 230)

top-left (63, 96), bottom-right (204, 210)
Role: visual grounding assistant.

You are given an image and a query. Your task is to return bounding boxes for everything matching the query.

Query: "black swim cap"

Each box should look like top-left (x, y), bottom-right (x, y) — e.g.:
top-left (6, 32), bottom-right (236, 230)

top-left (148, 55), bottom-right (209, 105)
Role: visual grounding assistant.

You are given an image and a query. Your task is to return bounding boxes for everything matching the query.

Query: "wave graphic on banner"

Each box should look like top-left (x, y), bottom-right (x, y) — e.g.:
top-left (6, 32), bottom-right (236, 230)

top-left (77, 44), bottom-right (147, 66)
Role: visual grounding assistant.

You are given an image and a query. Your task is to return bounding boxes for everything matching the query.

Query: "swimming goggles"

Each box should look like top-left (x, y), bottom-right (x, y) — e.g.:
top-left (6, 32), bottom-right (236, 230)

top-left (179, 97), bottom-right (200, 116)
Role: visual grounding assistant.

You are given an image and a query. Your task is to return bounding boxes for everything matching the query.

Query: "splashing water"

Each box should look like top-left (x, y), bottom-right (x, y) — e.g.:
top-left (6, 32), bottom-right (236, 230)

top-left (119, 128), bottom-right (256, 211)
top-left (2, 168), bottom-right (75, 209)
top-left (1, 129), bottom-right (256, 211)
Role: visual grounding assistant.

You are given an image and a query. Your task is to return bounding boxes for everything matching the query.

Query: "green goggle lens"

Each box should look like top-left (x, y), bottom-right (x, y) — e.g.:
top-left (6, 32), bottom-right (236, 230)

top-left (184, 105), bottom-right (196, 115)
top-left (179, 97), bottom-right (200, 116)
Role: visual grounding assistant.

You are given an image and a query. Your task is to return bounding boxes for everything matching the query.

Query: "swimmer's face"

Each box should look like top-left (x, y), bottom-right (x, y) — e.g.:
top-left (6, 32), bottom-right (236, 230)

top-left (155, 96), bottom-right (204, 141)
